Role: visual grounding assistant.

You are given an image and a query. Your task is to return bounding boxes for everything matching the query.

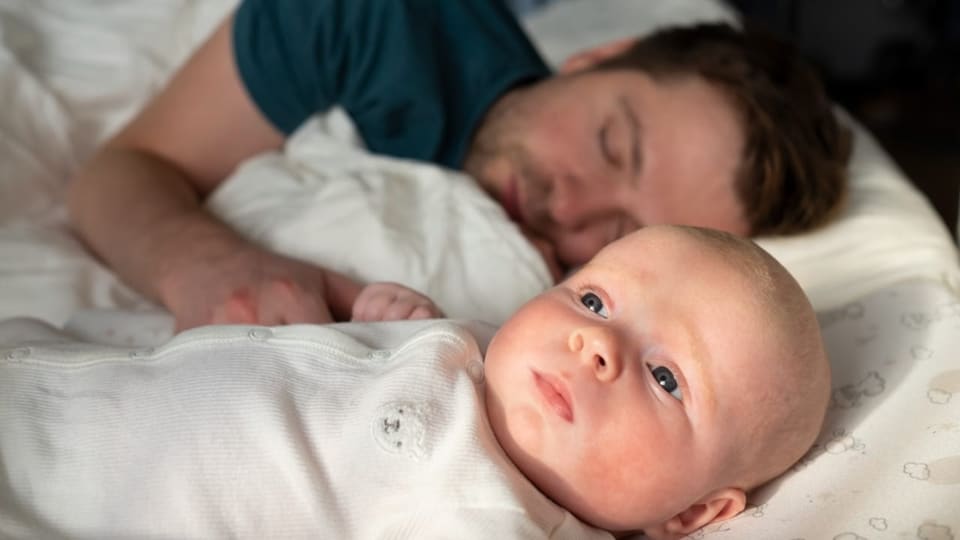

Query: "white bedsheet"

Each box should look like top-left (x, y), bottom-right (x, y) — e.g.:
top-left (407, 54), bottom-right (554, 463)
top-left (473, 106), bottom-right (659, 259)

top-left (0, 0), bottom-right (233, 326)
top-left (714, 278), bottom-right (960, 537)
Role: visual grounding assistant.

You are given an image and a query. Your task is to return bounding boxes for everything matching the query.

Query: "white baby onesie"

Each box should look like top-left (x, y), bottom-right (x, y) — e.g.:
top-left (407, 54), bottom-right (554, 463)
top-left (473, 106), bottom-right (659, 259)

top-left (0, 319), bottom-right (611, 539)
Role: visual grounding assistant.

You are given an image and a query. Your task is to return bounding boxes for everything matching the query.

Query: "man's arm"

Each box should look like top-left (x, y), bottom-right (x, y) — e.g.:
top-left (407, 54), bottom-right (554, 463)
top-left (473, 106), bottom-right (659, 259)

top-left (67, 14), bottom-right (359, 329)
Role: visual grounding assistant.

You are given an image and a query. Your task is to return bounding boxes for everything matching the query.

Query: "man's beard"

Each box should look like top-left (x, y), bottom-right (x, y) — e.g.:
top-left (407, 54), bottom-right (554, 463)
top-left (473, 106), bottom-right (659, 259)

top-left (466, 139), bottom-right (553, 233)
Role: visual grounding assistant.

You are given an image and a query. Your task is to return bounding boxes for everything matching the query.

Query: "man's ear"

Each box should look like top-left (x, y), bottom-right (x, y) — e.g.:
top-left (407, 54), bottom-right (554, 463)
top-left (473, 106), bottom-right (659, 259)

top-left (642, 487), bottom-right (746, 540)
top-left (559, 37), bottom-right (638, 74)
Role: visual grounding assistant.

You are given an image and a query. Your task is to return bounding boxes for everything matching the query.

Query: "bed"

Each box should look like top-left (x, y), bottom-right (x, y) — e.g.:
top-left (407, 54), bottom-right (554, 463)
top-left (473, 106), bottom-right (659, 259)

top-left (1, 0), bottom-right (958, 537)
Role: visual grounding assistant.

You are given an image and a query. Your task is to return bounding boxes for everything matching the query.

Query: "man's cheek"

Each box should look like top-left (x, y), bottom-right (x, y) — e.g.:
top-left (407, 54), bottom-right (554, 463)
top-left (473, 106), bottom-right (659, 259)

top-left (556, 235), bottom-right (605, 267)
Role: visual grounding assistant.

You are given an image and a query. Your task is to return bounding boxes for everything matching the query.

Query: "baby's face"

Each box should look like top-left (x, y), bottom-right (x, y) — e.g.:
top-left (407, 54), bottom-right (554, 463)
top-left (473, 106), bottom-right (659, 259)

top-left (484, 228), bottom-right (781, 534)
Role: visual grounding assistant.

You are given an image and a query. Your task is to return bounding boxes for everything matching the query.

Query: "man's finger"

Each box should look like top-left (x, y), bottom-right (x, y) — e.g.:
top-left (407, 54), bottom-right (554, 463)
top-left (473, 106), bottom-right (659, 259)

top-left (211, 291), bottom-right (259, 325)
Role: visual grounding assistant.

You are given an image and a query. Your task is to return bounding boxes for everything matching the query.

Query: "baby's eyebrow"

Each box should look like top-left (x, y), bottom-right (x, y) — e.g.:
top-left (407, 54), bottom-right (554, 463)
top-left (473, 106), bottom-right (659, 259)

top-left (674, 318), bottom-right (715, 412)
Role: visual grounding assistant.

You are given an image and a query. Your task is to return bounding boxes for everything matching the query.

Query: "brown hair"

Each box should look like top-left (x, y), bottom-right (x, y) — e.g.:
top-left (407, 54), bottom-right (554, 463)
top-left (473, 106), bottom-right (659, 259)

top-left (595, 23), bottom-right (853, 236)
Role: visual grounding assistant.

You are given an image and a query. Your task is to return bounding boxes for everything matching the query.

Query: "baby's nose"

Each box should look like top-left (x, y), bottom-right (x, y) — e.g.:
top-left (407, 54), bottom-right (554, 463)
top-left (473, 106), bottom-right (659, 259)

top-left (569, 326), bottom-right (622, 382)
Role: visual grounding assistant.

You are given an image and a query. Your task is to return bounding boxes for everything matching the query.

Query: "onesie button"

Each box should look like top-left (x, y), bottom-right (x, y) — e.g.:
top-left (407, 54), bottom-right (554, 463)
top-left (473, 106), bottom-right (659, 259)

top-left (367, 349), bottom-right (391, 361)
top-left (248, 328), bottom-right (273, 342)
top-left (129, 347), bottom-right (154, 359)
top-left (5, 347), bottom-right (31, 361)
top-left (467, 360), bottom-right (484, 384)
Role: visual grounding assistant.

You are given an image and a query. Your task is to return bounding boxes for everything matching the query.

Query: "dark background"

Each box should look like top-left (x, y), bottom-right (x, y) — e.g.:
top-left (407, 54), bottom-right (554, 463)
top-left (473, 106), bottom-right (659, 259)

top-left (727, 0), bottom-right (959, 240)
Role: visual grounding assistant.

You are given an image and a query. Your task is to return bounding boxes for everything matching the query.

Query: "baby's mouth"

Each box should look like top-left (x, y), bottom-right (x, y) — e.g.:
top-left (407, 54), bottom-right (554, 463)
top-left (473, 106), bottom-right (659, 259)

top-left (533, 370), bottom-right (573, 423)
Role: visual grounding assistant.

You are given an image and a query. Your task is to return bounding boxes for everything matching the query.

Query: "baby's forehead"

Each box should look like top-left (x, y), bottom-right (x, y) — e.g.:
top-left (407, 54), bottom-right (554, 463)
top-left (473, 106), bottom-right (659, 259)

top-left (593, 231), bottom-right (759, 288)
top-left (710, 306), bottom-right (805, 398)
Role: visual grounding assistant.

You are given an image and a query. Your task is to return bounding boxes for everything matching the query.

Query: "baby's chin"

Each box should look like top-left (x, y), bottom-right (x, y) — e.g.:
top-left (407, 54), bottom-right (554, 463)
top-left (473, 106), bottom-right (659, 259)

top-left (481, 368), bottom-right (657, 534)
top-left (490, 433), bottom-right (650, 533)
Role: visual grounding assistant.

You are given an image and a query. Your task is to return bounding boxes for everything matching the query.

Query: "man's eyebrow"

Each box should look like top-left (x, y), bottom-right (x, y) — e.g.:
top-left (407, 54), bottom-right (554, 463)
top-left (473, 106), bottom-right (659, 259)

top-left (619, 96), bottom-right (642, 182)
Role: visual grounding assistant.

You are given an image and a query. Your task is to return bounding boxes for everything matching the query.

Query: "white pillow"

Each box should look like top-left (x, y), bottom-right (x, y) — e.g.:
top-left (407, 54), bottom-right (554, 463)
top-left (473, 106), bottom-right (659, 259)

top-left (757, 110), bottom-right (960, 309)
top-left (524, 0), bottom-right (960, 310)
top-left (523, 0), bottom-right (739, 65)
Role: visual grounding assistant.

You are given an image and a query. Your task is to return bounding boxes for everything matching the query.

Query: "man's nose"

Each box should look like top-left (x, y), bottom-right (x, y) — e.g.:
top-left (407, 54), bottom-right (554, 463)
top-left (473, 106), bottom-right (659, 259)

top-left (548, 173), bottom-right (605, 228)
top-left (568, 326), bottom-right (623, 382)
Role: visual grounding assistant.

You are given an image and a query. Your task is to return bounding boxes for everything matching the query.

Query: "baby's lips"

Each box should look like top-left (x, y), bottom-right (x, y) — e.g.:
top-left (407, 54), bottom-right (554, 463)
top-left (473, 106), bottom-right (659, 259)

top-left (534, 371), bottom-right (574, 423)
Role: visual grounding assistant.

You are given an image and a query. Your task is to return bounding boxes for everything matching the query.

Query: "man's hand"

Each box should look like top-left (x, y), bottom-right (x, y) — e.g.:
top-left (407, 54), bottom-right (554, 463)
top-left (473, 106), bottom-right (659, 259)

top-left (160, 243), bottom-right (363, 332)
top-left (351, 282), bottom-right (444, 322)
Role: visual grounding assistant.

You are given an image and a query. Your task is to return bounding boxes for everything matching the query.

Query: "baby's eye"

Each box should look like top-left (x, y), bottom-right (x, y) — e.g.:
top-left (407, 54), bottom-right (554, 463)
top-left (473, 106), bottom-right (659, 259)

top-left (580, 292), bottom-right (609, 318)
top-left (650, 365), bottom-right (683, 401)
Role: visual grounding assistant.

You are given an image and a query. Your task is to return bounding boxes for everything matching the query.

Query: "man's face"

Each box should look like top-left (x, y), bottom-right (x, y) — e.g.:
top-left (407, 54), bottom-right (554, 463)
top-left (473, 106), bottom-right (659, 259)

top-left (463, 69), bottom-right (748, 267)
top-left (483, 228), bottom-right (777, 533)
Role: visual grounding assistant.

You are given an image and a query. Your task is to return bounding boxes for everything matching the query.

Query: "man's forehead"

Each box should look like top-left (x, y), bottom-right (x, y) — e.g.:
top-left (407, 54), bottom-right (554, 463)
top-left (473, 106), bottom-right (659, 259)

top-left (628, 75), bottom-right (748, 235)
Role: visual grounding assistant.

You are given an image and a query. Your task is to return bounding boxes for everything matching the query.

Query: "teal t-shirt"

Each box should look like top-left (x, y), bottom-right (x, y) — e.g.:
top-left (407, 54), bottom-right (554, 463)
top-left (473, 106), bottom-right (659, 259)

top-left (233, 0), bottom-right (551, 169)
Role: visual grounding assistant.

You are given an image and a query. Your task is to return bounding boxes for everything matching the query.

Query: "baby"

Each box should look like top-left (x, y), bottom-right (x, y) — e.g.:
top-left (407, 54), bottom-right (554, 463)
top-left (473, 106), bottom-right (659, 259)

top-left (0, 225), bottom-right (830, 539)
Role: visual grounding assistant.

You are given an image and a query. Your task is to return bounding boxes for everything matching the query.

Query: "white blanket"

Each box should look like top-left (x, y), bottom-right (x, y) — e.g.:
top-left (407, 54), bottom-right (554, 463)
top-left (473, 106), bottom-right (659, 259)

top-left (207, 116), bottom-right (553, 325)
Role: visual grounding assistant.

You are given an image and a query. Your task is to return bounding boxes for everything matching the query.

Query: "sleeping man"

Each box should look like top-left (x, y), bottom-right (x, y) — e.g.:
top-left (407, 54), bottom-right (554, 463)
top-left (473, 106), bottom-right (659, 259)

top-left (0, 225), bottom-right (832, 539)
top-left (66, 0), bottom-right (851, 331)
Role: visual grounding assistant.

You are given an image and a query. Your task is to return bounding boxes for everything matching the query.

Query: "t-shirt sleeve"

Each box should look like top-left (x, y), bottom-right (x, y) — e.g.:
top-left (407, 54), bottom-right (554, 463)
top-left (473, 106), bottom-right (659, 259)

top-left (233, 0), bottom-right (344, 135)
top-left (232, 0), bottom-right (550, 168)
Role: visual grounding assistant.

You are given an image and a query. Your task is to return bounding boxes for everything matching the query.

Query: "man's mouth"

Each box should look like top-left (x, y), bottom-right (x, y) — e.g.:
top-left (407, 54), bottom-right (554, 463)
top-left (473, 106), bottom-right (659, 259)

top-left (501, 176), bottom-right (525, 225)
top-left (533, 370), bottom-right (573, 423)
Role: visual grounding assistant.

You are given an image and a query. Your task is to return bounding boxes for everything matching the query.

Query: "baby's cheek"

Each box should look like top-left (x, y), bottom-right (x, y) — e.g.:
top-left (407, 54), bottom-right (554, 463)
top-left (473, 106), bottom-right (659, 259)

top-left (506, 407), bottom-right (545, 456)
top-left (486, 380), bottom-right (546, 460)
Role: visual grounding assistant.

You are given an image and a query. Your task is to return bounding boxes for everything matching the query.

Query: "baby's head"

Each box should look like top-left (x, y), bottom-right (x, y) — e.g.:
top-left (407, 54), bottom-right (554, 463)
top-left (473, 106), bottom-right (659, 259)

top-left (483, 225), bottom-right (830, 538)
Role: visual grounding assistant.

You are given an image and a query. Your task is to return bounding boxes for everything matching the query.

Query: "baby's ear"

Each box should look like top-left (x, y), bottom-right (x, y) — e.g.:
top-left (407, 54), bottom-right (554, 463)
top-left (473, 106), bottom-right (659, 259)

top-left (642, 487), bottom-right (746, 540)
top-left (559, 37), bottom-right (638, 74)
